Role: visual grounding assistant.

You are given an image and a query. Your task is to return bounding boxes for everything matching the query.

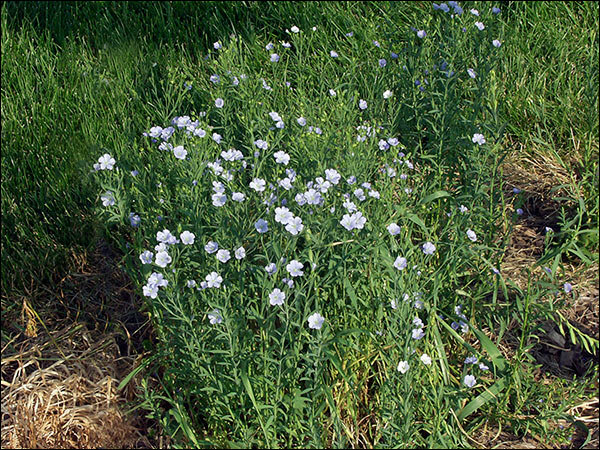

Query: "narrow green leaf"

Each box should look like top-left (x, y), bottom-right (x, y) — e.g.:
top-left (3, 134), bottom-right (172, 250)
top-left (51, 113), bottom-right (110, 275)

top-left (420, 190), bottom-right (451, 205)
top-left (456, 378), bottom-right (507, 421)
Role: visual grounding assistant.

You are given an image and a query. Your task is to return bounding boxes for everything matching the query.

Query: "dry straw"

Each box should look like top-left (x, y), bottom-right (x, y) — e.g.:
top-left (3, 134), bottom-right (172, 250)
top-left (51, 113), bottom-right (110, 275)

top-left (1, 324), bottom-right (148, 449)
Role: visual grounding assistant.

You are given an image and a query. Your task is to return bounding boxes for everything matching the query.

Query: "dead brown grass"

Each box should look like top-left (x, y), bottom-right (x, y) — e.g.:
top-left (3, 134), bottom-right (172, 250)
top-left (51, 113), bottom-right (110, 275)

top-left (1, 324), bottom-right (150, 449)
top-left (482, 145), bottom-right (600, 449)
top-left (1, 240), bottom-right (156, 449)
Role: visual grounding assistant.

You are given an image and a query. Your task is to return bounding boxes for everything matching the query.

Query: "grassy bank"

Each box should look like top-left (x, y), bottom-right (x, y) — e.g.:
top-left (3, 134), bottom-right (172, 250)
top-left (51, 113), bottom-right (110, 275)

top-left (1, 1), bottom-right (598, 448)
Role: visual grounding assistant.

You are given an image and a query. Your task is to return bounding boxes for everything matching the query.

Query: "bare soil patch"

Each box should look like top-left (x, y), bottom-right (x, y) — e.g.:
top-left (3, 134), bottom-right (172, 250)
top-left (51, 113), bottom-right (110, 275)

top-left (1, 240), bottom-right (156, 449)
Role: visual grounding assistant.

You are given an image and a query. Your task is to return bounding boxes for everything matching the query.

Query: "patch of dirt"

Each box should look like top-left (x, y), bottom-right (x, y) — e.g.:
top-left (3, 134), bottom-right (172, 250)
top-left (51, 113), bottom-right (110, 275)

top-left (1, 240), bottom-right (157, 449)
top-left (473, 148), bottom-right (600, 449)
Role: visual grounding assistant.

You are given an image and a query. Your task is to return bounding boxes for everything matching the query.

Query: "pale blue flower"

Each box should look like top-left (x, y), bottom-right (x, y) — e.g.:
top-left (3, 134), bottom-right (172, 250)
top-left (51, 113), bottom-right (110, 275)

top-left (139, 250), bottom-right (153, 265)
top-left (270, 53), bottom-right (280, 62)
top-left (387, 223), bottom-right (401, 236)
top-left (96, 153), bottom-right (116, 170)
top-left (353, 188), bottom-right (366, 201)
top-left (215, 98), bottom-right (224, 108)
top-left (475, 22), bottom-right (485, 31)
top-left (216, 249), bottom-right (231, 263)
top-left (343, 200), bottom-right (357, 212)
top-left (173, 145), bottom-right (187, 160)
top-left (205, 272), bottom-right (223, 288)
top-left (175, 115), bottom-right (191, 128)
top-left (472, 133), bottom-right (486, 145)
top-left (422, 242), bottom-right (436, 255)
top-left (394, 256), bottom-right (407, 270)
top-left (493, 39), bottom-right (502, 48)
top-left (325, 169), bottom-right (341, 184)
top-left (155, 251), bottom-right (172, 268)
top-left (129, 213), bottom-right (141, 227)
top-left (466, 229), bottom-right (477, 242)
top-left (286, 260), bottom-right (304, 277)
top-left (274, 151), bottom-right (290, 165)
top-left (147, 272), bottom-right (168, 288)
top-left (232, 192), bottom-right (246, 202)
top-left (383, 90), bottom-right (393, 99)
top-left (412, 328), bottom-right (425, 340)
top-left (145, 126), bottom-right (162, 138)
top-left (397, 360), bottom-right (409, 373)
top-left (265, 262), bottom-right (277, 275)
top-left (297, 117), bottom-right (307, 126)
top-left (254, 139), bottom-right (268, 150)
top-left (465, 356), bottom-right (478, 365)
top-left (340, 212), bottom-right (366, 231)
top-left (235, 246), bottom-right (246, 260)
top-left (416, 30), bottom-right (426, 39)
top-left (255, 218), bottom-right (269, 233)
top-left (295, 192), bottom-right (307, 206)
top-left (160, 127), bottom-right (175, 140)
top-left (464, 374), bottom-right (477, 388)
top-left (467, 68), bottom-right (477, 79)
top-left (285, 216), bottom-right (304, 235)
top-left (143, 284), bottom-right (158, 299)
top-left (274, 206), bottom-right (294, 224)
top-left (101, 191), bottom-right (115, 207)
top-left (307, 312), bottom-right (325, 329)
top-left (269, 288), bottom-right (285, 306)
top-left (212, 193), bottom-right (227, 207)
top-left (420, 353), bottom-right (432, 365)
top-left (330, 50), bottom-right (339, 58)
top-left (213, 41), bottom-right (222, 50)
top-left (304, 189), bottom-right (322, 205)
top-left (205, 241), bottom-right (219, 254)
top-left (564, 282), bottom-right (573, 294)
top-left (180, 231), bottom-right (195, 245)
top-left (314, 177), bottom-right (331, 193)
top-left (359, 99), bottom-right (368, 110)
top-left (250, 178), bottom-right (266, 192)
top-left (208, 309), bottom-right (222, 324)
top-left (279, 177), bottom-right (293, 190)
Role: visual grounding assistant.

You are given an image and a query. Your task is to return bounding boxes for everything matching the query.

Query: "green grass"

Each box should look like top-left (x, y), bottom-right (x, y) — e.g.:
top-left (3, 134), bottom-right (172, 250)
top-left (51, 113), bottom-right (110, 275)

top-left (1, 1), bottom-right (598, 447)
top-left (497, 1), bottom-right (599, 256)
top-left (3, 0), bottom-right (596, 306)
top-left (0, 0), bottom-right (391, 306)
